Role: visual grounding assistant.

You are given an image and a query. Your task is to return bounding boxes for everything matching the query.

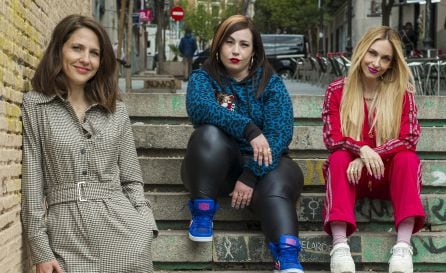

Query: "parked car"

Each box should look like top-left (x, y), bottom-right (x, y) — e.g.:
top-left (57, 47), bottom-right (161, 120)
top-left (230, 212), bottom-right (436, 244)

top-left (262, 34), bottom-right (306, 79)
top-left (192, 48), bottom-right (210, 70)
top-left (192, 34), bottom-right (306, 79)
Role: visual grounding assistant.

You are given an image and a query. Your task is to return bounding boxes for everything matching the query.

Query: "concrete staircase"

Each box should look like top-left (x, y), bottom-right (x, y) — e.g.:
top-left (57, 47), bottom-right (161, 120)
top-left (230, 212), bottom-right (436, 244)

top-left (122, 92), bottom-right (446, 272)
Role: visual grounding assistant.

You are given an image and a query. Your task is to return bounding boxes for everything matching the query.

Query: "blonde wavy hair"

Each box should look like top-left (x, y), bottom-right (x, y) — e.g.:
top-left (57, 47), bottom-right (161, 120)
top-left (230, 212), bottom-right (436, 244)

top-left (340, 26), bottom-right (415, 145)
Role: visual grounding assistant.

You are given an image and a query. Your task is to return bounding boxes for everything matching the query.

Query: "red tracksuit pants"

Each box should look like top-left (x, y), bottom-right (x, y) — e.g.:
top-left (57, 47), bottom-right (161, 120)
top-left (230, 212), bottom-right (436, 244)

top-left (323, 150), bottom-right (426, 236)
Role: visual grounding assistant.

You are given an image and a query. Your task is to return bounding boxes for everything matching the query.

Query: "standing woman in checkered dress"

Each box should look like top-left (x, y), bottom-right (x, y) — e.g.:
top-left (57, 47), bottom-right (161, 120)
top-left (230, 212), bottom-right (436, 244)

top-left (21, 15), bottom-right (158, 273)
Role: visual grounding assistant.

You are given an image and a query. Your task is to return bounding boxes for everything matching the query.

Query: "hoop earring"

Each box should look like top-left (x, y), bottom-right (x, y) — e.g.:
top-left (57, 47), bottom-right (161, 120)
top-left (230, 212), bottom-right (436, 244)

top-left (216, 52), bottom-right (219, 62)
top-left (250, 56), bottom-right (254, 68)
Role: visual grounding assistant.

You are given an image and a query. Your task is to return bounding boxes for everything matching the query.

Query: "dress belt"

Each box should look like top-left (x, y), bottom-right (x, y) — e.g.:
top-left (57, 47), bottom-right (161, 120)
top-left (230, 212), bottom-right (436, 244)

top-left (46, 181), bottom-right (122, 206)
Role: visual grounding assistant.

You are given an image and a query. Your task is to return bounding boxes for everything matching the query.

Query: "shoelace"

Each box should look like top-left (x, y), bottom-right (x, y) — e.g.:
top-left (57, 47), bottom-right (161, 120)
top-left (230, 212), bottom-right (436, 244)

top-left (391, 246), bottom-right (413, 258)
top-left (192, 214), bottom-right (212, 229)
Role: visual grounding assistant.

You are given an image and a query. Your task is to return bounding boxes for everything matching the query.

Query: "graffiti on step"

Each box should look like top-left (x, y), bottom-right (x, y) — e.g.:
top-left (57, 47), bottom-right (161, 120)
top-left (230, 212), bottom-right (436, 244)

top-left (303, 160), bottom-right (325, 186)
top-left (144, 79), bottom-right (177, 89)
top-left (301, 239), bottom-right (331, 253)
top-left (301, 161), bottom-right (446, 187)
top-left (431, 199), bottom-right (446, 221)
top-left (355, 199), bottom-right (370, 219)
top-left (300, 197), bottom-right (322, 220)
top-left (431, 170), bottom-right (446, 186)
top-left (415, 237), bottom-right (446, 255)
top-left (223, 237), bottom-right (234, 259)
top-left (171, 96), bottom-right (183, 112)
top-left (370, 200), bottom-right (393, 219)
top-left (307, 199), bottom-right (320, 219)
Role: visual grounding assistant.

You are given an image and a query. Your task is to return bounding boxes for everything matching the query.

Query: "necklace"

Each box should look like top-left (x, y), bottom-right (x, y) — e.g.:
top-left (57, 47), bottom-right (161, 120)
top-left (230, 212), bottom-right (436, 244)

top-left (363, 89), bottom-right (377, 102)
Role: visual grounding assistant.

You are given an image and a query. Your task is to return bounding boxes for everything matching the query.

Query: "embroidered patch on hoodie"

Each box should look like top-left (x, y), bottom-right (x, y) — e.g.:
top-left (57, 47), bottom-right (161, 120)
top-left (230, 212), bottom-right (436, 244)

top-left (215, 93), bottom-right (236, 111)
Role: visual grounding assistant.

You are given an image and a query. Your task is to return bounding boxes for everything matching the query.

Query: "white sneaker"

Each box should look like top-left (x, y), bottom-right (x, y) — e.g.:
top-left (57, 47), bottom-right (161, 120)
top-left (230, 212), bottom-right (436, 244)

top-left (389, 242), bottom-right (413, 273)
top-left (330, 243), bottom-right (355, 273)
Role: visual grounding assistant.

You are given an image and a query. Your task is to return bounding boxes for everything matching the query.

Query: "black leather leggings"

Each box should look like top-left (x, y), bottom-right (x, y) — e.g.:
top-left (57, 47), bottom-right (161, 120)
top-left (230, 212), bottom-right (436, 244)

top-left (181, 125), bottom-right (304, 242)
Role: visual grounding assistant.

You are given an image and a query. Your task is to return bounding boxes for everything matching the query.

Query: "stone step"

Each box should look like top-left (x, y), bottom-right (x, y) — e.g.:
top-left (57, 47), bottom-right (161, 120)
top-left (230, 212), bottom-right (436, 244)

top-left (131, 88), bottom-right (177, 93)
top-left (154, 270), bottom-right (379, 273)
top-left (139, 157), bottom-right (446, 188)
top-left (123, 93), bottom-right (446, 121)
top-left (153, 268), bottom-right (438, 273)
top-left (146, 192), bottom-right (445, 230)
top-left (132, 124), bottom-right (446, 153)
top-left (152, 230), bottom-right (446, 269)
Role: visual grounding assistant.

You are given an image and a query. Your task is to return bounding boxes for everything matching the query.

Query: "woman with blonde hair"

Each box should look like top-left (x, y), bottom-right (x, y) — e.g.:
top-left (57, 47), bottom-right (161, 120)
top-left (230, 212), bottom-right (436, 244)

top-left (321, 26), bottom-right (425, 273)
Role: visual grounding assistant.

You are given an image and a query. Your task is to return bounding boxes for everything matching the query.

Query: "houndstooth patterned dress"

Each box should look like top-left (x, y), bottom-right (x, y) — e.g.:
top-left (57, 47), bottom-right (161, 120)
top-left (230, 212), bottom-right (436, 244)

top-left (21, 91), bottom-right (158, 273)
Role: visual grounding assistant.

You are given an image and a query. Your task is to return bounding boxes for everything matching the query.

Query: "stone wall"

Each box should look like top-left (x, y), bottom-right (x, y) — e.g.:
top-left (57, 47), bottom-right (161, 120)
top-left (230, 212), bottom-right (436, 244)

top-left (0, 1), bottom-right (91, 272)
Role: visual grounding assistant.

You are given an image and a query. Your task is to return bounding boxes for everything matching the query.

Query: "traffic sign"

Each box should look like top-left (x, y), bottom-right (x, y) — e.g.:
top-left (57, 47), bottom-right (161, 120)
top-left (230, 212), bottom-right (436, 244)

top-left (170, 6), bottom-right (185, 21)
top-left (139, 9), bottom-right (153, 23)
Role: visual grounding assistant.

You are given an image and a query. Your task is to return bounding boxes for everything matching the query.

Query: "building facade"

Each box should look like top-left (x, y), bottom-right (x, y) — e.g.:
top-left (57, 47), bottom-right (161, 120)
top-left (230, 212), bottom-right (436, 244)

top-left (325, 0), bottom-right (445, 56)
top-left (0, 1), bottom-right (91, 272)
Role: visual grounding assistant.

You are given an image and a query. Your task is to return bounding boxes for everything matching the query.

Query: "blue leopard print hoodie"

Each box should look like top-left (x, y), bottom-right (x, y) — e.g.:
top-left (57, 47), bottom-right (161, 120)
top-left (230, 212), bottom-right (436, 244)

top-left (186, 68), bottom-right (294, 187)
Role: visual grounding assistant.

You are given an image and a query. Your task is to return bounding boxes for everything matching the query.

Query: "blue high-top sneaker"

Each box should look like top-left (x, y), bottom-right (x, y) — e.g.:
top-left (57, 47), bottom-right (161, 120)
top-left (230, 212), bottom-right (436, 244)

top-left (268, 234), bottom-right (304, 273)
top-left (188, 199), bottom-right (218, 242)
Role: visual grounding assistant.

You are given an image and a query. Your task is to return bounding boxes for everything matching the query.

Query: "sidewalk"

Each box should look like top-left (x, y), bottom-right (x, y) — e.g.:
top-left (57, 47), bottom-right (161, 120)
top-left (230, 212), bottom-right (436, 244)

top-left (119, 77), bottom-right (325, 95)
top-left (119, 76), bottom-right (444, 96)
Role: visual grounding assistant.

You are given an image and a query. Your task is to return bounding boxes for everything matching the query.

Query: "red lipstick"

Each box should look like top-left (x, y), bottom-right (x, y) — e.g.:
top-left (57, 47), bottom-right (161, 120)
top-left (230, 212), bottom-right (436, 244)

top-left (368, 66), bottom-right (379, 74)
top-left (230, 58), bottom-right (240, 64)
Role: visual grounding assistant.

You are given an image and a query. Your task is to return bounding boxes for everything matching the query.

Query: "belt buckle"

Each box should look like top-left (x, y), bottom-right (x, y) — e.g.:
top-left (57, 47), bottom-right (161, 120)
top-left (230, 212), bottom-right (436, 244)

top-left (77, 181), bottom-right (87, 202)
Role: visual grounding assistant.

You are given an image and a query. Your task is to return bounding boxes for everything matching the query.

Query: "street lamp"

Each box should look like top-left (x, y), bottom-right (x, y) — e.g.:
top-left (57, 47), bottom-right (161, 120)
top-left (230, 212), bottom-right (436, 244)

top-left (244, 0), bottom-right (256, 18)
top-left (423, 0), bottom-right (434, 49)
top-left (346, 0), bottom-right (353, 56)
top-left (319, 0), bottom-right (324, 55)
top-left (407, 0), bottom-right (438, 49)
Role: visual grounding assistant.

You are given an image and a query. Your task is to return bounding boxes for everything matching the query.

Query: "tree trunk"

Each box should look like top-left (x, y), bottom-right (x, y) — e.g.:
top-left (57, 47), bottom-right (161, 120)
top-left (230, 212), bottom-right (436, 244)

top-left (307, 29), bottom-right (313, 56)
top-left (125, 0), bottom-right (134, 91)
top-left (155, 0), bottom-right (166, 74)
top-left (242, 0), bottom-right (249, 16)
top-left (116, 0), bottom-right (127, 80)
top-left (381, 0), bottom-right (395, 26)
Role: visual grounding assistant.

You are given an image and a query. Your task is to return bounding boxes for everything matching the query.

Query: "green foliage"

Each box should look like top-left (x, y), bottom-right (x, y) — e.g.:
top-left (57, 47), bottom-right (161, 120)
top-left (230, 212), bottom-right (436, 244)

top-left (176, 0), bottom-right (243, 47)
top-left (168, 44), bottom-right (180, 61)
top-left (254, 0), bottom-right (321, 34)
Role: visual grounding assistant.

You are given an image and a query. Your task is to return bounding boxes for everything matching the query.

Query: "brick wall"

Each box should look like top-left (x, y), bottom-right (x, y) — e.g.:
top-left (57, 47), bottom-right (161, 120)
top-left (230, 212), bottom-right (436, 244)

top-left (0, 1), bottom-right (91, 272)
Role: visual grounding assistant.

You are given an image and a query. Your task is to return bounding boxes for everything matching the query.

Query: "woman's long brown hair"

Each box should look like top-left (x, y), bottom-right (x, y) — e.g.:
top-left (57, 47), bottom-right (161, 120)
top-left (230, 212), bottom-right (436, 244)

top-left (31, 14), bottom-right (120, 112)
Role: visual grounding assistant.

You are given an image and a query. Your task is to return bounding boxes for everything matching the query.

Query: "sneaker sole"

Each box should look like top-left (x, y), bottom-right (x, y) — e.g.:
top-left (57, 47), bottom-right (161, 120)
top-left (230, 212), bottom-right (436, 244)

top-left (331, 269), bottom-right (355, 273)
top-left (189, 233), bottom-right (212, 242)
top-left (389, 266), bottom-right (412, 273)
top-left (331, 265), bottom-right (355, 273)
top-left (281, 269), bottom-right (304, 273)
